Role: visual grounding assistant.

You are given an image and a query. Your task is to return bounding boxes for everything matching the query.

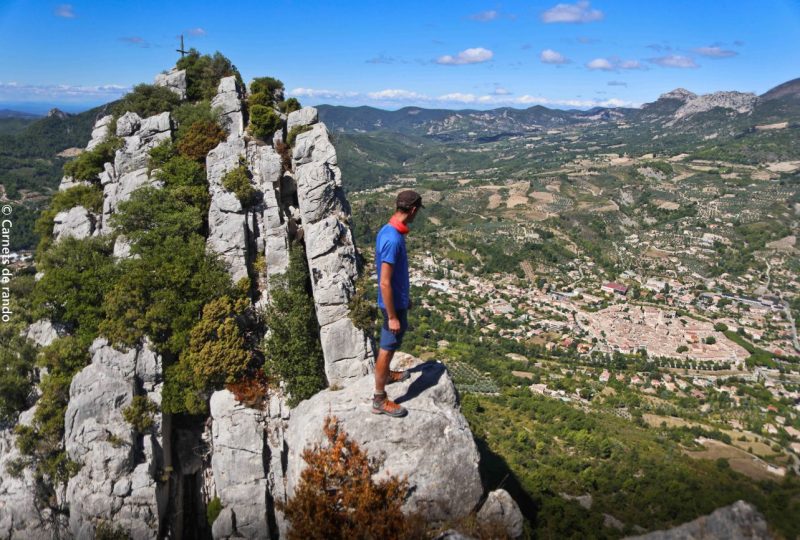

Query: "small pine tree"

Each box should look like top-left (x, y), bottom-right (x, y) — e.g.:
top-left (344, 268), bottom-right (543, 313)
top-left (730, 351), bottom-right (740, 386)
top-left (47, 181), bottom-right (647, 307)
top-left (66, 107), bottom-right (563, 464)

top-left (262, 246), bottom-right (326, 406)
top-left (278, 416), bottom-right (412, 540)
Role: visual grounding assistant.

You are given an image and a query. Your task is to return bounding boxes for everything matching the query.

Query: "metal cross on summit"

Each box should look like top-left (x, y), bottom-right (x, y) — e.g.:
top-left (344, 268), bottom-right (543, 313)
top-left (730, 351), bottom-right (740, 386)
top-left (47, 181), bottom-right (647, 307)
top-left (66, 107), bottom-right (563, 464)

top-left (176, 35), bottom-right (188, 58)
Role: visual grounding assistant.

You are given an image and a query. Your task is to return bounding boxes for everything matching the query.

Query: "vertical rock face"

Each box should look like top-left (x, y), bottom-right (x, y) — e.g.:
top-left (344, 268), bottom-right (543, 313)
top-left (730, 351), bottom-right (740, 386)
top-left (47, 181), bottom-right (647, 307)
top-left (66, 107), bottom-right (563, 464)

top-left (154, 68), bottom-right (187, 99)
top-left (206, 136), bottom-right (250, 283)
top-left (86, 114), bottom-right (114, 151)
top-left (96, 111), bottom-right (172, 235)
top-left (208, 391), bottom-right (269, 539)
top-left (64, 338), bottom-right (165, 540)
top-left (291, 114), bottom-right (375, 386)
top-left (213, 76), bottom-right (246, 140)
top-left (206, 389), bottom-right (292, 540)
top-left (247, 142), bottom-right (289, 307)
top-left (0, 406), bottom-right (65, 539)
top-left (52, 205), bottom-right (97, 242)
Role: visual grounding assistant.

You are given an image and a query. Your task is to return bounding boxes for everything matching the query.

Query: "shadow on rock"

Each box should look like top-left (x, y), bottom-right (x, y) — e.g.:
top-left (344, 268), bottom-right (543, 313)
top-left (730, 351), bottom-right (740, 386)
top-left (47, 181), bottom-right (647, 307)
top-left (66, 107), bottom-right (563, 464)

top-left (395, 361), bottom-right (446, 405)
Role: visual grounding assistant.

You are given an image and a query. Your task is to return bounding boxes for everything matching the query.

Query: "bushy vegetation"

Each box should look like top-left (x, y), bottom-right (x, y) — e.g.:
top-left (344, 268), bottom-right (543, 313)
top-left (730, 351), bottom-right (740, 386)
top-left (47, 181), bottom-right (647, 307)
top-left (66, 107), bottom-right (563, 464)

top-left (278, 416), bottom-right (416, 540)
top-left (100, 234), bottom-right (232, 356)
top-left (287, 124), bottom-right (313, 147)
top-left (461, 388), bottom-right (800, 539)
top-left (62, 136), bottom-right (121, 181)
top-left (175, 119), bottom-right (227, 162)
top-left (279, 97), bottom-right (302, 114)
top-left (347, 273), bottom-right (378, 334)
top-left (149, 146), bottom-right (211, 215)
top-left (113, 84), bottom-right (182, 118)
top-left (262, 246), bottom-right (326, 406)
top-left (222, 163), bottom-right (257, 207)
top-left (177, 49), bottom-right (243, 101)
top-left (161, 295), bottom-right (252, 415)
top-left (0, 318), bottom-right (36, 424)
top-left (250, 77), bottom-right (284, 105)
top-left (122, 396), bottom-right (159, 433)
top-left (182, 295), bottom-right (252, 387)
top-left (172, 100), bottom-right (220, 139)
top-left (31, 236), bottom-right (117, 342)
top-left (248, 105), bottom-right (282, 140)
top-left (111, 186), bottom-right (204, 250)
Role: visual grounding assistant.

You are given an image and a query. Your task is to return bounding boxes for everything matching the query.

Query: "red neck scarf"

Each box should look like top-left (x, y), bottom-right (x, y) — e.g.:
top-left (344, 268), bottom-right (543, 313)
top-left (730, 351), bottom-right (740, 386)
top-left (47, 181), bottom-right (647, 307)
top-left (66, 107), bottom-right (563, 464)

top-left (388, 216), bottom-right (409, 235)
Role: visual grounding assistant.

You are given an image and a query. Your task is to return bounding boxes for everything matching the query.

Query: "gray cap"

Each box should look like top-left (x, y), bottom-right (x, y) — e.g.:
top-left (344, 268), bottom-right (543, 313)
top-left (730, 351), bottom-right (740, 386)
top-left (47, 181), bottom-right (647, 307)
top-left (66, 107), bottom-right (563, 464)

top-left (396, 190), bottom-right (425, 210)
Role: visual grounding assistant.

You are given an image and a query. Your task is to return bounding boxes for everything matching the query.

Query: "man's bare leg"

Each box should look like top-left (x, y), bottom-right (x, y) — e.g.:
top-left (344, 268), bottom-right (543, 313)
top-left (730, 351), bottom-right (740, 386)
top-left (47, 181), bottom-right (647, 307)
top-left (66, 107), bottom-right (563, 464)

top-left (374, 347), bottom-right (394, 395)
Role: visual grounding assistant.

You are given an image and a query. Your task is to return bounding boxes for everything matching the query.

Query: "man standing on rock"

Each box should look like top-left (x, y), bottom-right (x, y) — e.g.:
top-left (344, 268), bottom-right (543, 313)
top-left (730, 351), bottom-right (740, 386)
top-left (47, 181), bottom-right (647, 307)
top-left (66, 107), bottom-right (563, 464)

top-left (372, 190), bottom-right (424, 417)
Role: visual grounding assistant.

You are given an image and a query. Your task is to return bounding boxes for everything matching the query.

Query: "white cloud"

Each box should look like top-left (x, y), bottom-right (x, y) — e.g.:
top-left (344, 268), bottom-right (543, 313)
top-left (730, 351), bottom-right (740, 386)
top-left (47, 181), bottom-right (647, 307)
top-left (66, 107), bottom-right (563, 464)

top-left (619, 60), bottom-right (642, 69)
top-left (288, 86), bottom-right (638, 109)
top-left (586, 57), bottom-right (643, 71)
top-left (469, 10), bottom-right (498, 21)
top-left (436, 47), bottom-right (494, 65)
top-left (54, 4), bottom-right (75, 18)
top-left (649, 55), bottom-right (699, 68)
top-left (290, 88), bottom-right (359, 100)
top-left (693, 46), bottom-right (737, 58)
top-left (366, 89), bottom-right (427, 101)
top-left (186, 27), bottom-right (207, 37)
top-left (540, 49), bottom-right (571, 65)
top-left (491, 85), bottom-right (511, 95)
top-left (0, 81), bottom-right (129, 101)
top-left (541, 1), bottom-right (603, 23)
top-left (608, 80), bottom-right (628, 87)
top-left (586, 58), bottom-right (614, 70)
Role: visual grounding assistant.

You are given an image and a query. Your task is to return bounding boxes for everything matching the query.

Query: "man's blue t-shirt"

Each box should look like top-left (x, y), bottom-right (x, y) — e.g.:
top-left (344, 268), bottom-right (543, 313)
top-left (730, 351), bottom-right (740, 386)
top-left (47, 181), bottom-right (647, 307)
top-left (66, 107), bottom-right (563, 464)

top-left (375, 224), bottom-right (409, 310)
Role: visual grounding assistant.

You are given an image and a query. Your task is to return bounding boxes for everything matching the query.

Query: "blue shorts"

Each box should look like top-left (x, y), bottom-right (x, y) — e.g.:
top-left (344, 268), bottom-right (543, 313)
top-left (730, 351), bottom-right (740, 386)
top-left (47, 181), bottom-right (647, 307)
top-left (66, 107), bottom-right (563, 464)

top-left (379, 308), bottom-right (408, 351)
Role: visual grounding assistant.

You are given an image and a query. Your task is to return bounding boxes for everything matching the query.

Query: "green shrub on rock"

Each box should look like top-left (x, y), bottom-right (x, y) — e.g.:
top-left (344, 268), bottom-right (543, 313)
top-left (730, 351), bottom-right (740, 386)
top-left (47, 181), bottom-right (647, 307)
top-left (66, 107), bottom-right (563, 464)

top-left (62, 137), bottom-right (122, 181)
top-left (113, 84), bottom-right (181, 118)
top-left (0, 322), bottom-right (36, 424)
top-left (222, 164), bottom-right (257, 207)
top-left (250, 77), bottom-right (284, 101)
top-left (262, 246), bottom-right (326, 406)
top-left (172, 100), bottom-right (221, 140)
top-left (31, 236), bottom-right (117, 341)
top-left (161, 295), bottom-right (252, 415)
top-left (248, 105), bottom-right (282, 140)
top-left (177, 49), bottom-right (243, 101)
top-left (279, 98), bottom-right (302, 114)
top-left (111, 187), bottom-right (204, 251)
top-left (122, 396), bottom-right (159, 433)
top-left (100, 234), bottom-right (233, 356)
top-left (152, 154), bottom-right (210, 214)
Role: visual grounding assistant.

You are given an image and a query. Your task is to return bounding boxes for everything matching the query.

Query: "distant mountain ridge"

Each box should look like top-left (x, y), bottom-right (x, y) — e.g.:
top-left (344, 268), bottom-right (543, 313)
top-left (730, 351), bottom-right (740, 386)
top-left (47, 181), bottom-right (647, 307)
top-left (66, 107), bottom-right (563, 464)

top-left (0, 109), bottom-right (41, 119)
top-left (318, 77), bottom-right (800, 143)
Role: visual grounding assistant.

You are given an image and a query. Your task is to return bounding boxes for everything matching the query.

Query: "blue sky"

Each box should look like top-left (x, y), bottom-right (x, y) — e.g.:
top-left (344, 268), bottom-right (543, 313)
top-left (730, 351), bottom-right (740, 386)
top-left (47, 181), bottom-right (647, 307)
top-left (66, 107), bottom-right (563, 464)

top-left (1, 0), bottom-right (799, 112)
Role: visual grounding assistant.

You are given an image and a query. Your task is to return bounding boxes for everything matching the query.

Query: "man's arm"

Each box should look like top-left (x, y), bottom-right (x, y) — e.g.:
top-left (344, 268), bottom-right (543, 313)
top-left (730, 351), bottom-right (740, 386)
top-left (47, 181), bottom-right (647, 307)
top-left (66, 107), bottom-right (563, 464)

top-left (380, 262), bottom-right (401, 334)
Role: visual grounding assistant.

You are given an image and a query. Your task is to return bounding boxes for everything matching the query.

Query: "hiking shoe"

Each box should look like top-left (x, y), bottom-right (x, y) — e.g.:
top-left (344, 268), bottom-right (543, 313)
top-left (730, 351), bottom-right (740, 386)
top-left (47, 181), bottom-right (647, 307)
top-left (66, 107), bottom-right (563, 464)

top-left (387, 370), bottom-right (411, 385)
top-left (372, 393), bottom-right (408, 417)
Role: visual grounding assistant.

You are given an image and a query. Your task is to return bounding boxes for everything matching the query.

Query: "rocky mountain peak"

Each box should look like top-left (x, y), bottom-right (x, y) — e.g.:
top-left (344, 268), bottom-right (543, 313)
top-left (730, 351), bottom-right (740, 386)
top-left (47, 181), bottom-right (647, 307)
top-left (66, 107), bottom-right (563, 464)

top-left (658, 88), bottom-right (697, 101)
top-left (673, 90), bottom-right (758, 120)
top-left (47, 107), bottom-right (68, 119)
